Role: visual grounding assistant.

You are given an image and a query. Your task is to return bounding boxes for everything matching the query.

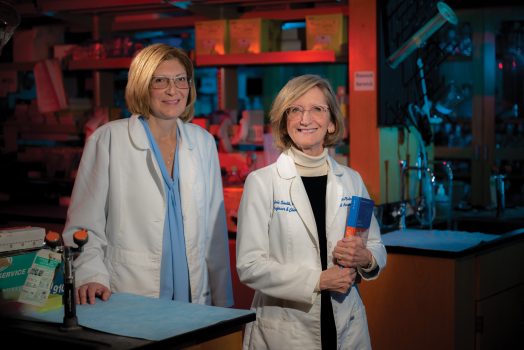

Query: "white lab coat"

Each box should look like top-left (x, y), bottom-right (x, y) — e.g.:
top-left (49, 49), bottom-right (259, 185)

top-left (62, 114), bottom-right (233, 307)
top-left (236, 151), bottom-right (387, 349)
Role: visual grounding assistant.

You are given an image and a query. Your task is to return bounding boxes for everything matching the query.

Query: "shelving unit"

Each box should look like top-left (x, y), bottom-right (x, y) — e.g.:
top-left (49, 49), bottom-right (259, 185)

top-left (196, 50), bottom-right (338, 67)
top-left (65, 50), bottom-right (339, 70)
top-left (68, 57), bottom-right (132, 70)
top-left (2, 0), bottom-right (351, 217)
top-left (434, 8), bottom-right (524, 207)
top-left (0, 62), bottom-right (37, 71)
top-left (4, 121), bottom-right (79, 134)
top-left (434, 146), bottom-right (473, 160)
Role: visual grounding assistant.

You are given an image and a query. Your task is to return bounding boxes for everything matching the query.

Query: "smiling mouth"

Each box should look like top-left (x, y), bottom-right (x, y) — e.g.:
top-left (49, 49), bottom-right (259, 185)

top-left (163, 99), bottom-right (180, 104)
top-left (297, 128), bottom-right (318, 133)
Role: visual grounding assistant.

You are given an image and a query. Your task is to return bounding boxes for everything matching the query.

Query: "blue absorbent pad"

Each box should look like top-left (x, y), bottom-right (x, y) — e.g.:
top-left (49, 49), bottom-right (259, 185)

top-left (382, 229), bottom-right (499, 252)
top-left (20, 292), bottom-right (254, 341)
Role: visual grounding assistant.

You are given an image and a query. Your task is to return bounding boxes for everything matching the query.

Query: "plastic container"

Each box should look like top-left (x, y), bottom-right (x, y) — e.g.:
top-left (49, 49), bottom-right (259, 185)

top-left (435, 183), bottom-right (451, 222)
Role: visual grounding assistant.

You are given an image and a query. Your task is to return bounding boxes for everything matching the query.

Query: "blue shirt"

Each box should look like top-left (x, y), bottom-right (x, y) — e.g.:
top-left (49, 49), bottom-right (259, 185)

top-left (140, 117), bottom-right (190, 302)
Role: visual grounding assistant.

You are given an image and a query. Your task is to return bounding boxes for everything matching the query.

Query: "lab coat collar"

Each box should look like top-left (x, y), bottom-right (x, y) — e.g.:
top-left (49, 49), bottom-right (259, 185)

top-left (327, 155), bottom-right (344, 177)
top-left (129, 114), bottom-right (149, 150)
top-left (176, 118), bottom-right (195, 150)
top-left (128, 114), bottom-right (197, 204)
top-left (128, 114), bottom-right (195, 151)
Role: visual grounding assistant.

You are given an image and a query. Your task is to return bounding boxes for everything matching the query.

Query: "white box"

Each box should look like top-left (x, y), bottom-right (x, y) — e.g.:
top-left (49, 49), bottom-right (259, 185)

top-left (0, 227), bottom-right (46, 253)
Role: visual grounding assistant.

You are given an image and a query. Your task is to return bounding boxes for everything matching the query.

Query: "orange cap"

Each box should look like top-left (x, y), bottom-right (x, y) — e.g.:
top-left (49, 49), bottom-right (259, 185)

top-left (45, 230), bottom-right (61, 243)
top-left (73, 229), bottom-right (88, 242)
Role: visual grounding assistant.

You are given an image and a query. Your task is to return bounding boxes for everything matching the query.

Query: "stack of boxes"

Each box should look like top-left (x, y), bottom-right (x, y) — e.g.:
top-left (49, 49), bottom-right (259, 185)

top-left (306, 13), bottom-right (347, 55)
top-left (229, 18), bottom-right (280, 54)
top-left (195, 14), bottom-right (347, 56)
top-left (195, 18), bottom-right (281, 56)
top-left (194, 20), bottom-right (229, 55)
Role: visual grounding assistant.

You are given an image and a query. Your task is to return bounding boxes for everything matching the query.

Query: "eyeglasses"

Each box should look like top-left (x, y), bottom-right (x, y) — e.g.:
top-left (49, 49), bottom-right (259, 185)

top-left (151, 76), bottom-right (192, 89)
top-left (286, 105), bottom-right (329, 119)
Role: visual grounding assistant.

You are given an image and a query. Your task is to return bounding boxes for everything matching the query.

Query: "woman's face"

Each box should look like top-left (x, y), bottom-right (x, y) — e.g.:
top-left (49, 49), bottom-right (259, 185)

top-left (149, 59), bottom-right (190, 120)
top-left (286, 86), bottom-right (334, 156)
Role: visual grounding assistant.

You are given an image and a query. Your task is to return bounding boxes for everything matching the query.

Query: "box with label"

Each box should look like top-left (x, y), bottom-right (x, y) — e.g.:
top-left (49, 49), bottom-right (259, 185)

top-left (195, 20), bottom-right (228, 55)
top-left (229, 18), bottom-right (281, 54)
top-left (0, 250), bottom-right (64, 300)
top-left (306, 14), bottom-right (347, 55)
top-left (13, 26), bottom-right (64, 62)
top-left (0, 226), bottom-right (45, 253)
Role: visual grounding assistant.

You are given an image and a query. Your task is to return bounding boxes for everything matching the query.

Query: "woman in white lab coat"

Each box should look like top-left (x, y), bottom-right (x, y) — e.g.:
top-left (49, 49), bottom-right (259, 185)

top-left (236, 75), bottom-right (386, 349)
top-left (62, 44), bottom-right (233, 307)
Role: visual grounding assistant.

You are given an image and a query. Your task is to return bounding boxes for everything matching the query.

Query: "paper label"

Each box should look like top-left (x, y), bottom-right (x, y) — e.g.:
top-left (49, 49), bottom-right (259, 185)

top-left (354, 71), bottom-right (375, 91)
top-left (18, 249), bottom-right (62, 306)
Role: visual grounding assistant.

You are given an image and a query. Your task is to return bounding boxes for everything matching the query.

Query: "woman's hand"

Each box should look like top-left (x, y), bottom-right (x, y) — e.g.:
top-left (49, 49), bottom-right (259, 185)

top-left (333, 237), bottom-right (373, 268)
top-left (319, 266), bottom-right (357, 293)
top-left (76, 282), bottom-right (111, 305)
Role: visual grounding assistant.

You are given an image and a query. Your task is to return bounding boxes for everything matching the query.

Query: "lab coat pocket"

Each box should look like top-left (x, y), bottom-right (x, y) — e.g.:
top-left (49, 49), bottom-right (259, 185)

top-left (105, 245), bottom-right (160, 297)
top-left (249, 316), bottom-right (302, 350)
top-left (339, 297), bottom-right (371, 350)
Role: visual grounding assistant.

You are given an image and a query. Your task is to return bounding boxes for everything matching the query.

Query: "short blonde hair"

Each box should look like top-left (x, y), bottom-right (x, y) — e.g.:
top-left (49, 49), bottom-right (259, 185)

top-left (125, 43), bottom-right (197, 122)
top-left (270, 74), bottom-right (345, 152)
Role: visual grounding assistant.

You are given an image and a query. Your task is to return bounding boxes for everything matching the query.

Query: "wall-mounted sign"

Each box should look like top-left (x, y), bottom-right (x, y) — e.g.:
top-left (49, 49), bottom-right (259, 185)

top-left (354, 71), bottom-right (374, 91)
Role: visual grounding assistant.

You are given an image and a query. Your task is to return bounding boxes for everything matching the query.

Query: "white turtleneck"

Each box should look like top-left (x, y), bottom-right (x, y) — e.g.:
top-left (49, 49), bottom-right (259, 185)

top-left (287, 146), bottom-right (329, 177)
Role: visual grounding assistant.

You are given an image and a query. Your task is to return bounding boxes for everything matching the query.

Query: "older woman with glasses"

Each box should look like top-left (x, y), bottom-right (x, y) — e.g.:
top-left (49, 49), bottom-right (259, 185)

top-left (236, 74), bottom-right (386, 350)
top-left (62, 43), bottom-right (233, 307)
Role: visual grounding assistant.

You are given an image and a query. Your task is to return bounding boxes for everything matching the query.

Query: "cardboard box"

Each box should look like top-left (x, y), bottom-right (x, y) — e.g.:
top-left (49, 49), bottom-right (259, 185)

top-left (0, 226), bottom-right (45, 253)
top-left (229, 18), bottom-right (281, 54)
top-left (195, 20), bottom-right (228, 55)
top-left (306, 14), bottom-right (347, 55)
top-left (0, 250), bottom-right (64, 300)
top-left (13, 26), bottom-right (64, 62)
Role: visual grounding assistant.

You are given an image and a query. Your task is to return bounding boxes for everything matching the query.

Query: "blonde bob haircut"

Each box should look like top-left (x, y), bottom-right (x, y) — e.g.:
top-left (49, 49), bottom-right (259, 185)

top-left (125, 43), bottom-right (197, 122)
top-left (270, 74), bottom-right (345, 152)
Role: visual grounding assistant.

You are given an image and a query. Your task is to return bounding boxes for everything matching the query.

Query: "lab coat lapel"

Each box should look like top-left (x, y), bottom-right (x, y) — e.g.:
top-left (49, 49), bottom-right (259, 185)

top-left (278, 153), bottom-right (319, 248)
top-left (290, 177), bottom-right (319, 247)
top-left (129, 115), bottom-right (165, 197)
top-left (326, 156), bottom-right (344, 230)
top-left (176, 120), bottom-right (197, 216)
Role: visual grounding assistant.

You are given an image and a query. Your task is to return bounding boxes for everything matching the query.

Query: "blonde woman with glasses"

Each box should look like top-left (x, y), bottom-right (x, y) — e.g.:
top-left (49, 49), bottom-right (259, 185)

top-left (62, 44), bottom-right (233, 308)
top-left (236, 74), bottom-right (386, 349)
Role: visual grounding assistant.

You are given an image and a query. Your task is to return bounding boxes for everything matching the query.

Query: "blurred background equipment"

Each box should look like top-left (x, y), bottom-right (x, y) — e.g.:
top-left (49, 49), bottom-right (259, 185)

top-left (386, 2), bottom-right (458, 69)
top-left (0, 0), bottom-right (20, 55)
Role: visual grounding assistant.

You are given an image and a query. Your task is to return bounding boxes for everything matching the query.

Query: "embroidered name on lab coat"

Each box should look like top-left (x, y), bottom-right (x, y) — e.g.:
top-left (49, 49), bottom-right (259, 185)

top-left (339, 195), bottom-right (352, 208)
top-left (273, 200), bottom-right (297, 213)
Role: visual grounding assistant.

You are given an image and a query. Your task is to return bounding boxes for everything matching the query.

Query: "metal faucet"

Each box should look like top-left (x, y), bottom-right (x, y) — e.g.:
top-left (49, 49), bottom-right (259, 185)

top-left (398, 159), bottom-right (436, 230)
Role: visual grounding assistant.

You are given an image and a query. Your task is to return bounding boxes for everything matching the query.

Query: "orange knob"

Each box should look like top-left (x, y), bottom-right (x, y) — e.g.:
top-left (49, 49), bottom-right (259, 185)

top-left (73, 229), bottom-right (89, 247)
top-left (45, 230), bottom-right (62, 248)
